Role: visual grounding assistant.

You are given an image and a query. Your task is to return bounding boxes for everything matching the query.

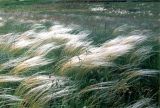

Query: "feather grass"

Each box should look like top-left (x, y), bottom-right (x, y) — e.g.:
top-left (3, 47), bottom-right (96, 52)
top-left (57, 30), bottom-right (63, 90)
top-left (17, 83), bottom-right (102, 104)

top-left (0, 21), bottom-right (159, 108)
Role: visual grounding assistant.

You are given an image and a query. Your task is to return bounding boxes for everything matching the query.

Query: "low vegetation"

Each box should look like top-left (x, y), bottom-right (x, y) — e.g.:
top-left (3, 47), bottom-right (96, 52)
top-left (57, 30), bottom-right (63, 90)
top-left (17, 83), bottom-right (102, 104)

top-left (0, 1), bottom-right (159, 108)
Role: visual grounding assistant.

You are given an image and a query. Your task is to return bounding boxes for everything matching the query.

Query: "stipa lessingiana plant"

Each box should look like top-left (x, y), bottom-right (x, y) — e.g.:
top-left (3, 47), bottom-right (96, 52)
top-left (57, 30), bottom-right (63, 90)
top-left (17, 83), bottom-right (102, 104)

top-left (15, 75), bottom-right (76, 108)
top-left (0, 88), bottom-right (22, 108)
top-left (0, 19), bottom-right (159, 108)
top-left (60, 35), bottom-right (147, 77)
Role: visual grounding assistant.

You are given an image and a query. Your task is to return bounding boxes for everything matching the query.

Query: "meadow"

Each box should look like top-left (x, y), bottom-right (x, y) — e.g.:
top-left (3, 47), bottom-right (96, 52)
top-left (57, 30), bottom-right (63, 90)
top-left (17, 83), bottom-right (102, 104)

top-left (0, 0), bottom-right (159, 108)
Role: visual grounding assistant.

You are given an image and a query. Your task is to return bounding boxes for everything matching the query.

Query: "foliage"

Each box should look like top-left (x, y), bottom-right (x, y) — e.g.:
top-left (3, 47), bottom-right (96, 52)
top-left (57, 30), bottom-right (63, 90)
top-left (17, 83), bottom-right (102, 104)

top-left (0, 1), bottom-right (159, 108)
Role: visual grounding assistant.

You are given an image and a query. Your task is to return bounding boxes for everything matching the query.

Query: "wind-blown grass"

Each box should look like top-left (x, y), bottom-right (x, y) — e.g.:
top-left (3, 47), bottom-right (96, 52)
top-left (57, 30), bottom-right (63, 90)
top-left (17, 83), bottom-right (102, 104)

top-left (0, 17), bottom-right (159, 108)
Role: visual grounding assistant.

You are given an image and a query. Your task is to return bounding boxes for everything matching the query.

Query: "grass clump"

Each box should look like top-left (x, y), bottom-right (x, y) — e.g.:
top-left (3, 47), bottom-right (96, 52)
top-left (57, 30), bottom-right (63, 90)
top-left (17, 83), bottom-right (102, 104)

top-left (0, 5), bottom-right (159, 108)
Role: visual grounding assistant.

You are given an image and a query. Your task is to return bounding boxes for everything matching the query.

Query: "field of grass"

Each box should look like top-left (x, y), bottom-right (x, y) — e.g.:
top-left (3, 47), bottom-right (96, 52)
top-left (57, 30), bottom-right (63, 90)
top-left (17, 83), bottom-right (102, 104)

top-left (0, 0), bottom-right (159, 108)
